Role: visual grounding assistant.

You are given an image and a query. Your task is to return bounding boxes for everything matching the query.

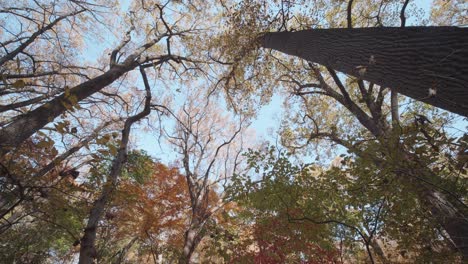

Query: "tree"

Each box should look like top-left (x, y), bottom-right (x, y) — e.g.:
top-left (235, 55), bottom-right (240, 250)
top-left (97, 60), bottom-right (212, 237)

top-left (78, 67), bottom-right (151, 264)
top-left (161, 88), bottom-right (247, 263)
top-left (0, 138), bottom-right (88, 262)
top-left (0, 0), bottom-right (201, 155)
top-left (260, 26), bottom-right (468, 116)
top-left (231, 146), bottom-right (462, 263)
top-left (216, 0), bottom-right (468, 259)
top-left (1, 0), bottom-right (466, 262)
top-left (228, 149), bottom-right (343, 263)
top-left (97, 156), bottom-right (191, 263)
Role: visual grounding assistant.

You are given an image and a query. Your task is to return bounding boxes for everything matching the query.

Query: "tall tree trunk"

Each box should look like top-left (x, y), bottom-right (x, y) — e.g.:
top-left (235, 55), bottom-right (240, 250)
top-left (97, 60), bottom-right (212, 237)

top-left (261, 27), bottom-right (468, 116)
top-left (78, 67), bottom-right (152, 264)
top-left (261, 27), bottom-right (468, 257)
top-left (179, 220), bottom-right (202, 264)
top-left (420, 185), bottom-right (468, 257)
top-left (369, 238), bottom-right (388, 264)
top-left (179, 198), bottom-right (209, 264)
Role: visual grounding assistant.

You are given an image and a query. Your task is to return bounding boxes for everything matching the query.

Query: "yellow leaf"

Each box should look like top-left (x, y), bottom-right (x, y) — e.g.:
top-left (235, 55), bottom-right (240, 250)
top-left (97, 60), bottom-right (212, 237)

top-left (55, 122), bottom-right (66, 134)
top-left (109, 144), bottom-right (118, 156)
top-left (12, 80), bottom-right (26, 88)
top-left (37, 140), bottom-right (52, 149)
top-left (50, 147), bottom-right (58, 157)
top-left (97, 149), bottom-right (109, 155)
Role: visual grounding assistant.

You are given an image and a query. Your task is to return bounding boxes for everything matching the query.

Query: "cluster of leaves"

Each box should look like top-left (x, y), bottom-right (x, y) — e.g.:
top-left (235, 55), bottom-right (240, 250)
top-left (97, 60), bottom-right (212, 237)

top-left (95, 155), bottom-right (192, 263)
top-left (228, 143), bottom-right (464, 263)
top-left (0, 138), bottom-right (88, 262)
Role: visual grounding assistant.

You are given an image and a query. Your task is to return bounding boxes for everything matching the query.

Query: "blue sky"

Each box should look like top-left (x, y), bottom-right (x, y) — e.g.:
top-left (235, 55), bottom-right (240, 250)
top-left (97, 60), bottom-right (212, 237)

top-left (77, 0), bottom-right (467, 165)
top-left (132, 0), bottom-right (442, 164)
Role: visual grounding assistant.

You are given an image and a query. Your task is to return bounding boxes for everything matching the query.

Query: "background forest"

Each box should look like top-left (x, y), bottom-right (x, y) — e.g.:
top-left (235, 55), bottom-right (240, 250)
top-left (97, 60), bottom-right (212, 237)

top-left (0, 0), bottom-right (467, 263)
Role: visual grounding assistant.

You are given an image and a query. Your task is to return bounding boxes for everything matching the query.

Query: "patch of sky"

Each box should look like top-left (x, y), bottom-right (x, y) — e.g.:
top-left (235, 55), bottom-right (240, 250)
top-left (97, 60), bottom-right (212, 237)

top-left (77, 0), bottom-right (467, 168)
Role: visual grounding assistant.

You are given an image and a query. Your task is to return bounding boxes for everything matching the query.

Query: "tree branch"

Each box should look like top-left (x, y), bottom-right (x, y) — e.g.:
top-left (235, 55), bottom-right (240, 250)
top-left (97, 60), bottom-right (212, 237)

top-left (78, 67), bottom-right (152, 264)
top-left (347, 0), bottom-right (354, 29)
top-left (0, 9), bottom-right (86, 67)
top-left (400, 0), bottom-right (410, 28)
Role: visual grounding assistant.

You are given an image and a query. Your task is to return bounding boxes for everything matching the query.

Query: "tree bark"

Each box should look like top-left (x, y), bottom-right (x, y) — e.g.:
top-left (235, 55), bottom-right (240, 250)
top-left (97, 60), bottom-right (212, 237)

top-left (78, 67), bottom-right (152, 264)
top-left (261, 27), bottom-right (468, 116)
top-left (179, 219), bottom-right (203, 264)
top-left (179, 188), bottom-right (209, 264)
top-left (0, 62), bottom-right (138, 156)
top-left (369, 238), bottom-right (388, 264)
top-left (421, 186), bottom-right (468, 258)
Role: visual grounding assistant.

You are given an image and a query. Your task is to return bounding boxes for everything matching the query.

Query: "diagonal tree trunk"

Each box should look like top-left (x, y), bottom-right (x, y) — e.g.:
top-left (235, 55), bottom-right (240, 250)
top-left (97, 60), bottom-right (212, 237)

top-left (0, 33), bottom-right (170, 156)
top-left (261, 27), bottom-right (468, 116)
top-left (419, 181), bottom-right (468, 257)
top-left (78, 67), bottom-right (152, 264)
top-left (0, 62), bottom-right (138, 156)
top-left (261, 27), bottom-right (468, 257)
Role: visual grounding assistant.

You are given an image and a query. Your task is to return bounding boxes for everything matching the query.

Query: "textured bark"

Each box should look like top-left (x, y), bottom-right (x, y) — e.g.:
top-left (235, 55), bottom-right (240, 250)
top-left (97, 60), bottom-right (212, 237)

top-left (390, 91), bottom-right (399, 127)
top-left (179, 187), bottom-right (209, 264)
top-left (261, 27), bottom-right (468, 116)
top-left (369, 238), bottom-right (388, 264)
top-left (277, 26), bottom-right (468, 258)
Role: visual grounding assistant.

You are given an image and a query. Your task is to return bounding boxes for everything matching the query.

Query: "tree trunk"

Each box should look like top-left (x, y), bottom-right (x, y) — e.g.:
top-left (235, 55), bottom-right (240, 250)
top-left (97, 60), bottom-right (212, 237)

top-left (79, 188), bottom-right (113, 264)
top-left (261, 27), bottom-right (468, 116)
top-left (79, 69), bottom-right (151, 264)
top-left (0, 62), bottom-right (138, 156)
top-left (376, 153), bottom-right (468, 258)
top-left (179, 216), bottom-right (204, 264)
top-left (114, 237), bottom-right (138, 264)
top-left (262, 27), bottom-right (468, 256)
top-left (79, 134), bottom-right (132, 264)
top-left (421, 187), bottom-right (468, 258)
top-left (369, 238), bottom-right (388, 264)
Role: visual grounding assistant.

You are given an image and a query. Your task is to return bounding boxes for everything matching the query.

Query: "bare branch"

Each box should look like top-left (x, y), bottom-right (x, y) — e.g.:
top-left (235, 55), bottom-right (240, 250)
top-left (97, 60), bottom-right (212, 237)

top-left (0, 9), bottom-right (86, 67)
top-left (400, 0), bottom-right (410, 28)
top-left (347, 0), bottom-right (354, 29)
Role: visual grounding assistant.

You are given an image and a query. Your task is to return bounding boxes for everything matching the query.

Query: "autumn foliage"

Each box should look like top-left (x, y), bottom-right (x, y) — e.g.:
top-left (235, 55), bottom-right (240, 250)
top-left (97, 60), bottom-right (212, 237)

top-left (110, 162), bottom-right (191, 260)
top-left (1, 0), bottom-right (467, 263)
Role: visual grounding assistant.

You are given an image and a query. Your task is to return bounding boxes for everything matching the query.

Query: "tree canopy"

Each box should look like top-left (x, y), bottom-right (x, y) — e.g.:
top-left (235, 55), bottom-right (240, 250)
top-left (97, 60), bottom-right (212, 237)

top-left (0, 0), bottom-right (467, 263)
